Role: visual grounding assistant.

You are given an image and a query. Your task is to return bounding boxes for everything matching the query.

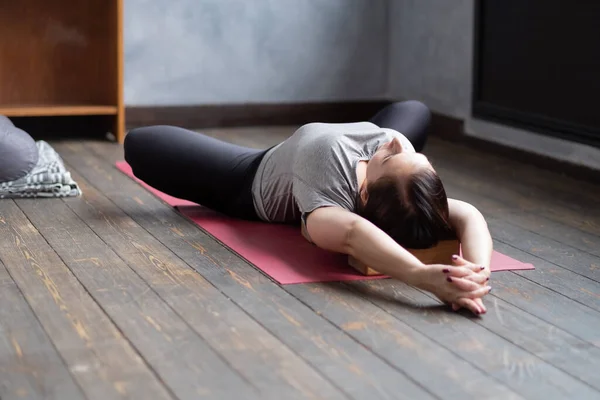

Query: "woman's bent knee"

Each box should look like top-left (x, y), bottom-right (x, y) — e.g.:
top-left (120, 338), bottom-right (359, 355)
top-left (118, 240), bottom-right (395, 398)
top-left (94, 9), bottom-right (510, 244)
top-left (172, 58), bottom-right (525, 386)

top-left (394, 100), bottom-right (431, 121)
top-left (409, 100), bottom-right (431, 121)
top-left (124, 126), bottom-right (164, 162)
top-left (123, 126), bottom-right (160, 169)
top-left (124, 128), bottom-right (141, 164)
top-left (124, 126), bottom-right (154, 149)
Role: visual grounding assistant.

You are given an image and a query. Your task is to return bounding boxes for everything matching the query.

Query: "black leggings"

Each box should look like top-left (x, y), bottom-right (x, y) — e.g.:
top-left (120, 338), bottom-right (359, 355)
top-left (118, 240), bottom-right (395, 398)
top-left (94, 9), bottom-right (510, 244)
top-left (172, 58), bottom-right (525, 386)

top-left (124, 100), bottom-right (431, 220)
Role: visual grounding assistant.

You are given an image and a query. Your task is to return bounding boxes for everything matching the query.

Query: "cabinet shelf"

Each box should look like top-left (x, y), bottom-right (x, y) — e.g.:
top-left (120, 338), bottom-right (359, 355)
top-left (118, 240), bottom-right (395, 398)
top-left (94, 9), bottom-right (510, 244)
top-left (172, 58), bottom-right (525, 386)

top-left (0, 105), bottom-right (119, 117)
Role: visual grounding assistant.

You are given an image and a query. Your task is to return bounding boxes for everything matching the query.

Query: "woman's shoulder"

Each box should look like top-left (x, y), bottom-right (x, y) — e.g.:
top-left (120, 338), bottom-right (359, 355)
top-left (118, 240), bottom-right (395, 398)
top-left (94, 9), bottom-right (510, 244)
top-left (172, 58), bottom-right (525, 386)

top-left (295, 121), bottom-right (379, 134)
top-left (291, 122), bottom-right (386, 148)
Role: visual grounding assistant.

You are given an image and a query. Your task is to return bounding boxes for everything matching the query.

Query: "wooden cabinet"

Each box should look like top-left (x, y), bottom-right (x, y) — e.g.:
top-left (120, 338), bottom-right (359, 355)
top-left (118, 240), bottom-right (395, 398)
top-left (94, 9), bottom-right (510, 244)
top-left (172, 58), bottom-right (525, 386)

top-left (0, 0), bottom-right (124, 142)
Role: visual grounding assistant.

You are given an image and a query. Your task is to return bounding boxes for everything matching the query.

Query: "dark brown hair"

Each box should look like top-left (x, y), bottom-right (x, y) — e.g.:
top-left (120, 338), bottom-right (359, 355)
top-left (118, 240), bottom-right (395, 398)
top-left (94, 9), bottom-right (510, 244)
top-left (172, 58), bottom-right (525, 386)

top-left (357, 169), bottom-right (454, 249)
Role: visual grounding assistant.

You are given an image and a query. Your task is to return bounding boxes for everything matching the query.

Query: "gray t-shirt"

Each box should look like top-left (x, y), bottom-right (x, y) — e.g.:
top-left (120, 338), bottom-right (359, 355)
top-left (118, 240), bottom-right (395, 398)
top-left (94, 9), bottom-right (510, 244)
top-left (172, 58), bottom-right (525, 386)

top-left (251, 122), bottom-right (415, 223)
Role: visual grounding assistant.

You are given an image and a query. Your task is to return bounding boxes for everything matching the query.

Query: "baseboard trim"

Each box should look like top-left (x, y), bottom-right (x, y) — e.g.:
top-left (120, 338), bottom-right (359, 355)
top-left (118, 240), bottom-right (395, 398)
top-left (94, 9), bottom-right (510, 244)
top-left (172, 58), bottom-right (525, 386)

top-left (126, 102), bottom-right (391, 130)
top-left (430, 112), bottom-right (465, 140)
top-left (457, 134), bottom-right (600, 185)
top-left (427, 111), bottom-right (600, 184)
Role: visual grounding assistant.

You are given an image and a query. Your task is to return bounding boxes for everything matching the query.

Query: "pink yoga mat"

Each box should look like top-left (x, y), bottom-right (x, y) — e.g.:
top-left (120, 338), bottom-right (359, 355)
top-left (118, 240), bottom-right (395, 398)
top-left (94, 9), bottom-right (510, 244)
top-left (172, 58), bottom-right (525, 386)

top-left (116, 161), bottom-right (534, 284)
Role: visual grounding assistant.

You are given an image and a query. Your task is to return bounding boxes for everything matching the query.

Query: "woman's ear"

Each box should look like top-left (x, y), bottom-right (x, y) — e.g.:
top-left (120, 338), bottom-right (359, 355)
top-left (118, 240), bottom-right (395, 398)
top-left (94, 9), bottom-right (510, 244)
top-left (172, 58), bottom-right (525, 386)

top-left (359, 184), bottom-right (369, 205)
top-left (391, 137), bottom-right (404, 153)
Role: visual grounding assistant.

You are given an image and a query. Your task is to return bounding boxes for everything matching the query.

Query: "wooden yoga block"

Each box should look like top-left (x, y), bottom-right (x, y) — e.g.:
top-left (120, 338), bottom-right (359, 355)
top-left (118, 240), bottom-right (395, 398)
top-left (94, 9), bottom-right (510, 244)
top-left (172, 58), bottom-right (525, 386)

top-left (348, 239), bottom-right (461, 276)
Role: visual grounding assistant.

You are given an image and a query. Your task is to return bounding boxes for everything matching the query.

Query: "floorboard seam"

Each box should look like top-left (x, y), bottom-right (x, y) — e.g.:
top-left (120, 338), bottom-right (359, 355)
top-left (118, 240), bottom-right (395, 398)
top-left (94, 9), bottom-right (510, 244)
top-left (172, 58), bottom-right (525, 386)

top-left (0, 251), bottom-right (90, 400)
top-left (11, 198), bottom-right (180, 400)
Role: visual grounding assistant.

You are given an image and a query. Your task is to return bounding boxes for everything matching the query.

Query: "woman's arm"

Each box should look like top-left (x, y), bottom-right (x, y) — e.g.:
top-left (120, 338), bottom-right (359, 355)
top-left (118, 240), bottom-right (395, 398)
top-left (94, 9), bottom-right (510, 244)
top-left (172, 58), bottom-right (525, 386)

top-left (305, 206), bottom-right (425, 284)
top-left (304, 206), bottom-right (491, 307)
top-left (448, 199), bottom-right (493, 276)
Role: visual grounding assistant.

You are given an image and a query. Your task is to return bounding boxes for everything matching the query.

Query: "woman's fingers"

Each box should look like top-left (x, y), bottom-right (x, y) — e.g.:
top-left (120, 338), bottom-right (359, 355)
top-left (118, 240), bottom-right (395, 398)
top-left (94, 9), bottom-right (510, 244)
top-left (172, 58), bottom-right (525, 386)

top-left (444, 260), bottom-right (490, 315)
top-left (465, 285), bottom-right (492, 299)
top-left (443, 266), bottom-right (476, 277)
top-left (462, 273), bottom-right (490, 285)
top-left (473, 298), bottom-right (487, 314)
top-left (454, 298), bottom-right (482, 315)
top-left (452, 254), bottom-right (486, 273)
top-left (431, 264), bottom-right (491, 314)
top-left (451, 254), bottom-right (466, 265)
top-left (450, 297), bottom-right (487, 315)
top-left (446, 276), bottom-right (483, 292)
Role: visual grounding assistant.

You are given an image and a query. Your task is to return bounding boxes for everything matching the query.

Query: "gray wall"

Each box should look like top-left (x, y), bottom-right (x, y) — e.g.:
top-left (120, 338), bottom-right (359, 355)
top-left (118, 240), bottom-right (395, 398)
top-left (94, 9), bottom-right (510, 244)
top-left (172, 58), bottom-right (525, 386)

top-left (124, 0), bottom-right (389, 106)
top-left (387, 0), bottom-right (474, 119)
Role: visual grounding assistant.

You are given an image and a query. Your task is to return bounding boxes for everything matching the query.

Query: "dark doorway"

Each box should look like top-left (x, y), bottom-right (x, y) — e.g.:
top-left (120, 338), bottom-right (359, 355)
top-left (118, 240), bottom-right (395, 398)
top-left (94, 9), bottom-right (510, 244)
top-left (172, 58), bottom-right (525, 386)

top-left (473, 0), bottom-right (600, 148)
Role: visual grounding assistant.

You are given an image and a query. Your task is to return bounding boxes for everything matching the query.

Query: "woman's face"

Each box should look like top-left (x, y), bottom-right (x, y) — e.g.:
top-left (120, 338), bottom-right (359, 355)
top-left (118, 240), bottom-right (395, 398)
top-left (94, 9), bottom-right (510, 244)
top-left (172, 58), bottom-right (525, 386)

top-left (366, 138), bottom-right (433, 184)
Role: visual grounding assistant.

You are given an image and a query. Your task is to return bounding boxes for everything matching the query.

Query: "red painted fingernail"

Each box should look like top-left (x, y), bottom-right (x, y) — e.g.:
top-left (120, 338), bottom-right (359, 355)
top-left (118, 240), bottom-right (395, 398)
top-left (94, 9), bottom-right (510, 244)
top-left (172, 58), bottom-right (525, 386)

top-left (443, 268), bottom-right (450, 273)
top-left (480, 266), bottom-right (486, 270)
top-left (452, 255), bottom-right (458, 260)
top-left (486, 277), bottom-right (490, 281)
top-left (446, 277), bottom-right (453, 282)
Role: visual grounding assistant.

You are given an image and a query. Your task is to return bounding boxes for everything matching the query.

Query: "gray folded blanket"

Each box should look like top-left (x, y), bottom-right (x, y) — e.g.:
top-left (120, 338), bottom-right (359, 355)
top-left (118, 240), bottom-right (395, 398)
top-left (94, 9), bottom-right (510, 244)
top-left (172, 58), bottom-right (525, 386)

top-left (0, 141), bottom-right (81, 198)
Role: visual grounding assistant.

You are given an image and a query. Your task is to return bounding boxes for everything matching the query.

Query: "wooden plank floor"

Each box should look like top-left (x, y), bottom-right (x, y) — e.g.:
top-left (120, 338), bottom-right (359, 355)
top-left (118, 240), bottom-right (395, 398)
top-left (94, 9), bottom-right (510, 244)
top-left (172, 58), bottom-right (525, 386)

top-left (1, 127), bottom-right (600, 400)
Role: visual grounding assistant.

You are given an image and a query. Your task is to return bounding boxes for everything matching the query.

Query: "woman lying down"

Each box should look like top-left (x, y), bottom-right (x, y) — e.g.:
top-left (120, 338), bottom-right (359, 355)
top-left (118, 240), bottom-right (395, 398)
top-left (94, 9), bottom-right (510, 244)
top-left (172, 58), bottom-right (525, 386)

top-left (124, 101), bottom-right (492, 315)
